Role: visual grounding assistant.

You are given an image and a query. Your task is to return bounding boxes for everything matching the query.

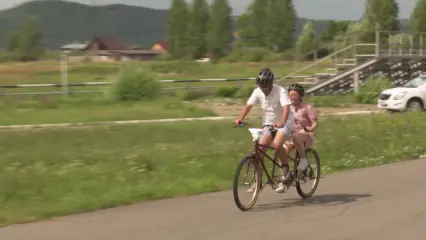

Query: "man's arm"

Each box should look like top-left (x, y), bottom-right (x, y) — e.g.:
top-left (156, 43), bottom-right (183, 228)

top-left (280, 104), bottom-right (290, 125)
top-left (279, 88), bottom-right (292, 125)
top-left (236, 88), bottom-right (259, 123)
top-left (237, 104), bottom-right (253, 122)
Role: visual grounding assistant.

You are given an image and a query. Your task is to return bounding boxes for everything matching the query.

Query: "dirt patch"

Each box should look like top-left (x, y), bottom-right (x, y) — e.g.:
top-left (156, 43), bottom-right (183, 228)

top-left (193, 98), bottom-right (379, 117)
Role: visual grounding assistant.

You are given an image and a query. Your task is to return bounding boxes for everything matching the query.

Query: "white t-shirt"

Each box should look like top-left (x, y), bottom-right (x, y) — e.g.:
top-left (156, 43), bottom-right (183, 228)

top-left (247, 84), bottom-right (294, 126)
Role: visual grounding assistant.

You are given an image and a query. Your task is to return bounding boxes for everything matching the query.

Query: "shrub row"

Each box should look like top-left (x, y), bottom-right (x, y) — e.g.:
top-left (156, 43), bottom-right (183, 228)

top-left (109, 64), bottom-right (392, 105)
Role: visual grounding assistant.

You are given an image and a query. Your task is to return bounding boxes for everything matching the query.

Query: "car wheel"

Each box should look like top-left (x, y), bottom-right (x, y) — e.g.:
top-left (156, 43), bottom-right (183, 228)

top-left (406, 99), bottom-right (423, 112)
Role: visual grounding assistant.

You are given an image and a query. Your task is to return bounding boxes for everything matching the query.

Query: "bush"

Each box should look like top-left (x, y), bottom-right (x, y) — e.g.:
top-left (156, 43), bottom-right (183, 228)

top-left (215, 86), bottom-right (239, 98)
top-left (234, 85), bottom-right (256, 99)
top-left (240, 47), bottom-right (269, 62)
top-left (355, 75), bottom-right (391, 104)
top-left (149, 60), bottom-right (201, 74)
top-left (154, 53), bottom-right (173, 61)
top-left (263, 52), bottom-right (284, 62)
top-left (111, 65), bottom-right (161, 101)
top-left (0, 51), bottom-right (20, 63)
top-left (307, 95), bottom-right (355, 107)
top-left (220, 50), bottom-right (243, 63)
top-left (178, 90), bottom-right (210, 101)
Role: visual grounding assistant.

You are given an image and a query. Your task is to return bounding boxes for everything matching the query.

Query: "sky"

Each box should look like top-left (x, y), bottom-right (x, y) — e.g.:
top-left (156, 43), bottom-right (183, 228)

top-left (0, 0), bottom-right (419, 20)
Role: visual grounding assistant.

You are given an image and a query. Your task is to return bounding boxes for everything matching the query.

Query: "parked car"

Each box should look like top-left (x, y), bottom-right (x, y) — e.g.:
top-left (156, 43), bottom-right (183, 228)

top-left (377, 75), bottom-right (426, 112)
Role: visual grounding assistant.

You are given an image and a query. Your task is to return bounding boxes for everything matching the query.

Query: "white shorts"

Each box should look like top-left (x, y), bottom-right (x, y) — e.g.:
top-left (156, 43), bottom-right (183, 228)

top-left (262, 119), bottom-right (294, 138)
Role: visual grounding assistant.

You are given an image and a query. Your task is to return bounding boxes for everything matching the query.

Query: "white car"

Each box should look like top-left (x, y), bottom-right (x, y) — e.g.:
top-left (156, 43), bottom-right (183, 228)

top-left (377, 75), bottom-right (426, 112)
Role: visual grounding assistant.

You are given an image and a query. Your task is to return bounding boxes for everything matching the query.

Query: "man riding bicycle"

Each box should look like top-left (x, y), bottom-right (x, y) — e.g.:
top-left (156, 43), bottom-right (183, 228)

top-left (283, 83), bottom-right (319, 172)
top-left (234, 67), bottom-right (294, 193)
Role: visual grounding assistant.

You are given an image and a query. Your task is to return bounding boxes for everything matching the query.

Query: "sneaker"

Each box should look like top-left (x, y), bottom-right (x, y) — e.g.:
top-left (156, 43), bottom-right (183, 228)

top-left (274, 183), bottom-right (288, 193)
top-left (247, 173), bottom-right (262, 193)
top-left (247, 183), bottom-right (257, 193)
top-left (274, 173), bottom-right (291, 193)
top-left (297, 158), bottom-right (309, 172)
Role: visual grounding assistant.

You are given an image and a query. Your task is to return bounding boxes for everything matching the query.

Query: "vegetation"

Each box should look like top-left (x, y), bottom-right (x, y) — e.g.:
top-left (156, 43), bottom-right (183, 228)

top-left (167, 0), bottom-right (189, 59)
top-left (110, 65), bottom-right (161, 101)
top-left (0, 0), bottom-right (168, 49)
top-left (0, 96), bottom-right (216, 126)
top-left (1, 113), bottom-right (425, 225)
top-left (354, 75), bottom-right (391, 104)
top-left (206, 0), bottom-right (233, 60)
top-left (0, 0), bottom-right (413, 53)
top-left (164, 0), bottom-right (411, 62)
top-left (0, 60), bottom-right (332, 86)
top-left (410, 0), bottom-right (426, 33)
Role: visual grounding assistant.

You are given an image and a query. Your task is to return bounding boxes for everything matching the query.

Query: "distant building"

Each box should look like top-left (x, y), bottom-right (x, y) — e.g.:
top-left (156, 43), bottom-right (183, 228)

top-left (151, 41), bottom-right (168, 53)
top-left (60, 42), bottom-right (89, 52)
top-left (68, 36), bottom-right (163, 62)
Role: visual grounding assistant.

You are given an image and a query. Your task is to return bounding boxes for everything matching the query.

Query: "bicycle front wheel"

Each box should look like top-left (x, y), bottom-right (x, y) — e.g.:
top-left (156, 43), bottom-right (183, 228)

top-left (233, 155), bottom-right (261, 211)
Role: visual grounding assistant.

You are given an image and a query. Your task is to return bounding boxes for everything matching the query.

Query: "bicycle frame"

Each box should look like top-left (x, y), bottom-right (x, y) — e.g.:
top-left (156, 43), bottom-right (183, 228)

top-left (252, 139), bottom-right (299, 188)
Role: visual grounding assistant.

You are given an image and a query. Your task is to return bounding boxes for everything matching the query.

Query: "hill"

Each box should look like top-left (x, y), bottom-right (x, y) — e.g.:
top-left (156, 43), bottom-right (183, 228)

top-left (0, 0), bottom-right (411, 50)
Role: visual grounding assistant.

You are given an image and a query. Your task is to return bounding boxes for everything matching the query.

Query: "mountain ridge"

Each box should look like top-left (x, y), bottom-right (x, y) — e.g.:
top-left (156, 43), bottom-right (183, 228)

top-left (0, 0), bottom-right (411, 49)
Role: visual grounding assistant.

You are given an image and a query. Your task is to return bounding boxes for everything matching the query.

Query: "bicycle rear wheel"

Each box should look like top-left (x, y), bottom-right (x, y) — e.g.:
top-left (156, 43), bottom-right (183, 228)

top-left (296, 148), bottom-right (321, 198)
top-left (233, 155), bottom-right (261, 211)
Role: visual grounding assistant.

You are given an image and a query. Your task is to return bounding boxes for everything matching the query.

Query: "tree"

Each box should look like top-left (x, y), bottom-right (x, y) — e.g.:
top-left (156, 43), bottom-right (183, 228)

top-left (265, 0), bottom-right (297, 51)
top-left (18, 16), bottom-right (45, 61)
top-left (187, 0), bottom-right (209, 59)
top-left (236, 12), bottom-right (254, 47)
top-left (295, 21), bottom-right (319, 59)
top-left (410, 0), bottom-right (426, 33)
top-left (321, 21), bottom-right (339, 43)
top-left (251, 0), bottom-right (267, 47)
top-left (361, 0), bottom-right (400, 42)
top-left (236, 1), bottom-right (264, 47)
top-left (6, 31), bottom-right (20, 52)
top-left (167, 0), bottom-right (189, 58)
top-left (206, 0), bottom-right (233, 60)
top-left (321, 20), bottom-right (351, 45)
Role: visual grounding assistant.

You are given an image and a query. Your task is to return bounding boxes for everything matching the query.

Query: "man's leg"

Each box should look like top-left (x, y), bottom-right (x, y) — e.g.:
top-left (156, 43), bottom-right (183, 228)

top-left (293, 131), bottom-right (311, 171)
top-left (271, 127), bottom-right (292, 193)
top-left (247, 131), bottom-right (273, 193)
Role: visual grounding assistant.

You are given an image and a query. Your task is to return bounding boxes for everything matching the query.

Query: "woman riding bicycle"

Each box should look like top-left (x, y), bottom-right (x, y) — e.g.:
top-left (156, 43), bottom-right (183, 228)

top-left (283, 83), bottom-right (319, 171)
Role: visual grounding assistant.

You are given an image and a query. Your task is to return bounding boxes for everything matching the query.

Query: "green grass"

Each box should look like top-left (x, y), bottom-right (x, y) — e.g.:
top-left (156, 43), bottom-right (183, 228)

top-left (306, 95), bottom-right (359, 107)
top-left (0, 112), bottom-right (425, 225)
top-left (0, 60), bottom-right (331, 89)
top-left (0, 97), bottom-right (216, 125)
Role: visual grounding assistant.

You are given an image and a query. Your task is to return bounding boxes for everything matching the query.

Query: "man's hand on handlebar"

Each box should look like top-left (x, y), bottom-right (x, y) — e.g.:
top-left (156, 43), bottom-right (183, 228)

top-left (234, 119), bottom-right (252, 128)
top-left (274, 122), bottom-right (284, 128)
top-left (234, 118), bottom-right (243, 126)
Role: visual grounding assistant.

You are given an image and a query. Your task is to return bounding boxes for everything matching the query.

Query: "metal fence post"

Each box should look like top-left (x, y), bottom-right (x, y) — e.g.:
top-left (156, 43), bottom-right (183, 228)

top-left (60, 52), bottom-right (69, 97)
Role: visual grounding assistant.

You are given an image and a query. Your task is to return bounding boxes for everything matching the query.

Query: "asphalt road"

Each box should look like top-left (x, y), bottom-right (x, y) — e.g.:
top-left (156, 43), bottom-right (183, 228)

top-left (1, 158), bottom-right (425, 240)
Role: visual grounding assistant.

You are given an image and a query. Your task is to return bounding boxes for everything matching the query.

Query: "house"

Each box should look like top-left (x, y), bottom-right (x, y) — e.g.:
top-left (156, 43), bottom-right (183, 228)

top-left (78, 36), bottom-right (163, 61)
top-left (151, 41), bottom-right (168, 53)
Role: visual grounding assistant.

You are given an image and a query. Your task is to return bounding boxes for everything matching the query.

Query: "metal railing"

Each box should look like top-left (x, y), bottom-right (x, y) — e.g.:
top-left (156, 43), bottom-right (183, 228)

top-left (0, 78), bottom-right (253, 96)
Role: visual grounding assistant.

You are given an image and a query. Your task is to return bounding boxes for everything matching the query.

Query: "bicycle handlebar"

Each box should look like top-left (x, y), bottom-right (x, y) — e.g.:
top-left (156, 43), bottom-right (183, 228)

top-left (234, 121), bottom-right (251, 128)
top-left (234, 122), bottom-right (278, 131)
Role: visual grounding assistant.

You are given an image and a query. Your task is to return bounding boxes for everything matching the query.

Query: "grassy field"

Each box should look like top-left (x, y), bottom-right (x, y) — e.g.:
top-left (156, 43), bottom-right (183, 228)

top-left (0, 97), bottom-right (217, 125)
top-left (0, 60), bottom-right (332, 90)
top-left (0, 112), bottom-right (425, 225)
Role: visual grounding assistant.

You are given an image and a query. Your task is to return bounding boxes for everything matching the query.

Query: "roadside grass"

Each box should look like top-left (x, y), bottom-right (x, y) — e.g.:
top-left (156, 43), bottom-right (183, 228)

top-left (0, 112), bottom-right (425, 225)
top-left (0, 96), bottom-right (216, 125)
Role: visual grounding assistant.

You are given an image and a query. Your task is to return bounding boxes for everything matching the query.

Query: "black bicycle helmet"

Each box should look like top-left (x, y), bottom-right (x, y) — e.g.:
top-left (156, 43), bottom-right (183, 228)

top-left (287, 83), bottom-right (305, 97)
top-left (256, 68), bottom-right (274, 85)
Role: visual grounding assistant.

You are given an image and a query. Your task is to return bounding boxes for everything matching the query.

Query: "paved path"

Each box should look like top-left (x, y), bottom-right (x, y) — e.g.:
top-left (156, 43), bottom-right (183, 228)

top-left (1, 158), bottom-right (425, 239)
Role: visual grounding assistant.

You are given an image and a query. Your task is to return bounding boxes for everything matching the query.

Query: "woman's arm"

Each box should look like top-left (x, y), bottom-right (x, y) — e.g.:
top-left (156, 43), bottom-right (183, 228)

top-left (305, 119), bottom-right (318, 132)
top-left (304, 104), bottom-right (319, 132)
